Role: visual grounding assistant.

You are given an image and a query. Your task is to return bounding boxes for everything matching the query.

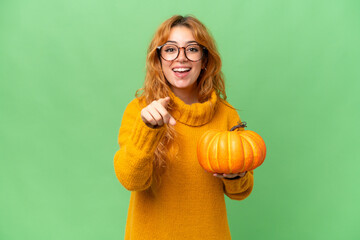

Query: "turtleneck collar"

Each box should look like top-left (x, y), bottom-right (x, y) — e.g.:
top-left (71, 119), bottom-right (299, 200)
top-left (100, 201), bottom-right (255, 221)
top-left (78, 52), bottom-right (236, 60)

top-left (168, 90), bottom-right (218, 127)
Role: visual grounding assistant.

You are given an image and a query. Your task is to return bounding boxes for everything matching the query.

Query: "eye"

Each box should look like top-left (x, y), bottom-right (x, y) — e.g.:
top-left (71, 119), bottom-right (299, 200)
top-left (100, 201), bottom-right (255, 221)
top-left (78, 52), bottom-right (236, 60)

top-left (187, 45), bottom-right (201, 52)
top-left (188, 47), bottom-right (198, 52)
top-left (165, 48), bottom-right (175, 52)
top-left (163, 45), bottom-right (178, 53)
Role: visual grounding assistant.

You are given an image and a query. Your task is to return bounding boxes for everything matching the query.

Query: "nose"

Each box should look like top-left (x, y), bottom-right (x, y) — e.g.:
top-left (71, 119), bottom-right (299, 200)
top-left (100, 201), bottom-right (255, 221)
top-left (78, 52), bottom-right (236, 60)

top-left (176, 47), bottom-right (188, 62)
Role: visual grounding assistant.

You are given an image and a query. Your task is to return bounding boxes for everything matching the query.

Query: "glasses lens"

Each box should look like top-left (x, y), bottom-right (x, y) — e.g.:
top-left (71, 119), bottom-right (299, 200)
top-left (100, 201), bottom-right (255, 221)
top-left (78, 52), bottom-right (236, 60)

top-left (185, 44), bottom-right (203, 61)
top-left (160, 44), bottom-right (179, 61)
top-left (159, 44), bottom-right (204, 61)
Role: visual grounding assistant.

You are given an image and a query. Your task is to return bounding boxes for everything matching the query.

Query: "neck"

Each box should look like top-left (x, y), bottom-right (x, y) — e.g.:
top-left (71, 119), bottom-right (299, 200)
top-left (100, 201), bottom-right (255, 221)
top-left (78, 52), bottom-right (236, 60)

top-left (171, 86), bottom-right (199, 105)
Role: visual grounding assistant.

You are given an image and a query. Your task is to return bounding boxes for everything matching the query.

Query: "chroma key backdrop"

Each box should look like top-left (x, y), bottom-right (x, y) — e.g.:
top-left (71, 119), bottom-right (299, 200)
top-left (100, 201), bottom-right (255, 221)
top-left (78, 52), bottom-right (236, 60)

top-left (1, 0), bottom-right (359, 239)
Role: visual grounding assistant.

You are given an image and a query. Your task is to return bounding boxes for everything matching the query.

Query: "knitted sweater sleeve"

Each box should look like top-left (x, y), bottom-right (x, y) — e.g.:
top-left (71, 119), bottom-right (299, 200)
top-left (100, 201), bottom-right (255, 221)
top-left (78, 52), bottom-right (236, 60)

top-left (221, 170), bottom-right (254, 200)
top-left (113, 98), bottom-right (166, 191)
top-left (220, 105), bottom-right (255, 200)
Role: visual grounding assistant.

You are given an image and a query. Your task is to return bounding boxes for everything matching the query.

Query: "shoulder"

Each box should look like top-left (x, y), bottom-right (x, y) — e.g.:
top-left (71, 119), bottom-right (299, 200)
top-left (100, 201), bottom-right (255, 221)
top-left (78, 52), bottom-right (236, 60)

top-left (217, 98), bottom-right (238, 116)
top-left (125, 96), bottom-right (147, 112)
top-left (121, 96), bottom-right (148, 121)
top-left (216, 98), bottom-right (242, 128)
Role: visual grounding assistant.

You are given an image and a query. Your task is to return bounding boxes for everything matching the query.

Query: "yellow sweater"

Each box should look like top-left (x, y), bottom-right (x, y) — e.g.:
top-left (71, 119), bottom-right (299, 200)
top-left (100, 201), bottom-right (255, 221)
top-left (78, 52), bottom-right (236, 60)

top-left (114, 90), bottom-right (254, 240)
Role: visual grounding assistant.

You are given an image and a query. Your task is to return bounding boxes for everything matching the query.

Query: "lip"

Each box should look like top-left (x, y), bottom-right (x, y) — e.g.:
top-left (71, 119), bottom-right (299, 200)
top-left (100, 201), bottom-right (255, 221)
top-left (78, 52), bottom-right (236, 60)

top-left (172, 65), bottom-right (192, 79)
top-left (173, 71), bottom-right (190, 78)
top-left (172, 69), bottom-right (191, 78)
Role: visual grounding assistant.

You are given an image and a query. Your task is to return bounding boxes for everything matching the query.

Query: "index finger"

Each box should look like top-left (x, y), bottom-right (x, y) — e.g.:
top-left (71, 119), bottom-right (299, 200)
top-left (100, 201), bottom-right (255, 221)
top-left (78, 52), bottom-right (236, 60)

top-left (157, 97), bottom-right (171, 108)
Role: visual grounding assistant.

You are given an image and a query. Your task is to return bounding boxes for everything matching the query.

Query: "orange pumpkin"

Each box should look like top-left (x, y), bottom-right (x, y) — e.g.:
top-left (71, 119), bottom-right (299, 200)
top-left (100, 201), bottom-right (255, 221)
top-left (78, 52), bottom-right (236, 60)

top-left (197, 122), bottom-right (266, 174)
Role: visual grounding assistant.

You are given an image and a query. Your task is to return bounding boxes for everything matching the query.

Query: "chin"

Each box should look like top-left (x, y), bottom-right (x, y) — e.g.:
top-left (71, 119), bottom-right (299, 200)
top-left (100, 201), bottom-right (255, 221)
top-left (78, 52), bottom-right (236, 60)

top-left (172, 79), bottom-right (196, 89)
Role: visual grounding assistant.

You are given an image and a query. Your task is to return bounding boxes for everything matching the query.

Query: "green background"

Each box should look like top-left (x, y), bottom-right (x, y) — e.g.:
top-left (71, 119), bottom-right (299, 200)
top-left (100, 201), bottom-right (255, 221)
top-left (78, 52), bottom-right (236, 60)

top-left (1, 0), bottom-right (359, 239)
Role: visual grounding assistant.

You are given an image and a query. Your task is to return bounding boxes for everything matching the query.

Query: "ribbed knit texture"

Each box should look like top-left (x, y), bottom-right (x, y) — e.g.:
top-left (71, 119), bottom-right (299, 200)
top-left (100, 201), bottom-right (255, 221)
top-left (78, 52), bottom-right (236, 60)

top-left (114, 90), bottom-right (254, 240)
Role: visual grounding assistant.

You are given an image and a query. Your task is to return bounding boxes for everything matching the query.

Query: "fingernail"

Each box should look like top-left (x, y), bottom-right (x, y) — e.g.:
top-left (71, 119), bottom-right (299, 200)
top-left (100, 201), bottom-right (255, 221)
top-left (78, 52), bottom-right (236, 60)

top-left (170, 118), bottom-right (176, 125)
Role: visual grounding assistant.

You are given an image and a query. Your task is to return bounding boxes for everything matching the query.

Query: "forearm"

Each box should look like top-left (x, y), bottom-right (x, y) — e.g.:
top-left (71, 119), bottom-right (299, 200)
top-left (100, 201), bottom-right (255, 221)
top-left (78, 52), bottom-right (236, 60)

top-left (114, 145), bottom-right (154, 191)
top-left (114, 111), bottom-right (166, 191)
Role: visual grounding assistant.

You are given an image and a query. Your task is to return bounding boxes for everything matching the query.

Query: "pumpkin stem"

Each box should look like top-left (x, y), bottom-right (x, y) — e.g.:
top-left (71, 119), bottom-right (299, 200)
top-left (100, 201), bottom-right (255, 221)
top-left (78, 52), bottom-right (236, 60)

top-left (230, 121), bottom-right (247, 131)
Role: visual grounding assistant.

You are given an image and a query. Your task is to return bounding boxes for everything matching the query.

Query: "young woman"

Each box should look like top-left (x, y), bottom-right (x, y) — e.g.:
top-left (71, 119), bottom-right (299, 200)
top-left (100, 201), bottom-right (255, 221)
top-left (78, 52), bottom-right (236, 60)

top-left (114, 15), bottom-right (254, 240)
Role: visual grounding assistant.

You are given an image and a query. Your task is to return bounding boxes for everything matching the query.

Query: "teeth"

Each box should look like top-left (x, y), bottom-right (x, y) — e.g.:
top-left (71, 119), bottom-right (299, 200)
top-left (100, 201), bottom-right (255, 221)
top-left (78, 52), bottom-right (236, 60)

top-left (173, 68), bottom-right (191, 72)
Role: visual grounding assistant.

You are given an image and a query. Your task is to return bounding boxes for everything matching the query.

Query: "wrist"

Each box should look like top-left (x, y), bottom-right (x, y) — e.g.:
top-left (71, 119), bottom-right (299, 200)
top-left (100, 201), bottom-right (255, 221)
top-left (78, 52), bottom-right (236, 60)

top-left (224, 176), bottom-right (241, 180)
top-left (224, 171), bottom-right (247, 180)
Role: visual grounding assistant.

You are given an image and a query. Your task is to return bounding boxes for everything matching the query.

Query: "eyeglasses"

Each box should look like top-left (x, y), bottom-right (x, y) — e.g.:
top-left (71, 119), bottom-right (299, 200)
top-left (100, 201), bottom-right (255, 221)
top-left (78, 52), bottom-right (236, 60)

top-left (156, 43), bottom-right (207, 62)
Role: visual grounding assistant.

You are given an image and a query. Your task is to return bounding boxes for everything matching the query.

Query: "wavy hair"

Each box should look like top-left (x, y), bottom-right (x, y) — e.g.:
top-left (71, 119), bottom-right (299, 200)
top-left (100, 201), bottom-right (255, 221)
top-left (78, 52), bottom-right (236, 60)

top-left (135, 15), bottom-right (227, 187)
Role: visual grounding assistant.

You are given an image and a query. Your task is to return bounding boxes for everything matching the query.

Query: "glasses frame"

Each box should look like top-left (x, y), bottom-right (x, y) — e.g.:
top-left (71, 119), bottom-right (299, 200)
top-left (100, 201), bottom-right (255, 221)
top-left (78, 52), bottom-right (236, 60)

top-left (156, 43), bottom-right (207, 62)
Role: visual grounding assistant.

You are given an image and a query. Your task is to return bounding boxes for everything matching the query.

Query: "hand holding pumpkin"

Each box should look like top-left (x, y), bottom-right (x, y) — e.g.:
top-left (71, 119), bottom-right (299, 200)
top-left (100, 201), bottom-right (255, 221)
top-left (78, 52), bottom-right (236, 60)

top-left (213, 172), bottom-right (247, 179)
top-left (197, 122), bottom-right (266, 174)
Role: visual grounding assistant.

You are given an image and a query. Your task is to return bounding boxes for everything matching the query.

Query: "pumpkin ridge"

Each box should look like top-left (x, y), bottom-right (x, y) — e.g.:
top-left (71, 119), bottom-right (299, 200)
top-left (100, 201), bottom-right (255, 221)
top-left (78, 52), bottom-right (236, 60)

top-left (206, 132), bottom-right (221, 172)
top-left (248, 131), bottom-right (267, 157)
top-left (242, 132), bottom-right (265, 169)
top-left (228, 132), bottom-right (232, 173)
top-left (240, 136), bottom-right (245, 172)
top-left (242, 135), bottom-right (255, 170)
top-left (215, 133), bottom-right (221, 172)
top-left (243, 131), bottom-right (265, 161)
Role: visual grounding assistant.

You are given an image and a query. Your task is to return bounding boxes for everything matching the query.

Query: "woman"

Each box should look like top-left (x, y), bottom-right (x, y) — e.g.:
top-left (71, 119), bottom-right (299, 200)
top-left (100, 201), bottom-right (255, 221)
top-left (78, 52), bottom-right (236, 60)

top-left (114, 15), bottom-right (254, 240)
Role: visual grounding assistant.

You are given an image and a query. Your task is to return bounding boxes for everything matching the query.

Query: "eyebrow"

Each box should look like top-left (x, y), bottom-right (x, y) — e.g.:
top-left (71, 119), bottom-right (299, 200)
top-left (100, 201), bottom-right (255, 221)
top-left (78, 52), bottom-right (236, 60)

top-left (166, 40), bottom-right (198, 44)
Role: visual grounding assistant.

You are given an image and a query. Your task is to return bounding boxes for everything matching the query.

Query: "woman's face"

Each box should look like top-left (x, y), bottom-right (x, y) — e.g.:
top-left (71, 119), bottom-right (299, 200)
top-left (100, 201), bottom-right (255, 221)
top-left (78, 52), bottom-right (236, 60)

top-left (160, 26), bottom-right (204, 95)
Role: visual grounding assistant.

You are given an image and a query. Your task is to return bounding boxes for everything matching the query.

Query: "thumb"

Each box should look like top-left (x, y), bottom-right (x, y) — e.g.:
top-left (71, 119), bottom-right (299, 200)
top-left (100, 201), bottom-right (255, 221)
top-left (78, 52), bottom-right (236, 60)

top-left (169, 116), bottom-right (176, 126)
top-left (157, 96), bottom-right (171, 108)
